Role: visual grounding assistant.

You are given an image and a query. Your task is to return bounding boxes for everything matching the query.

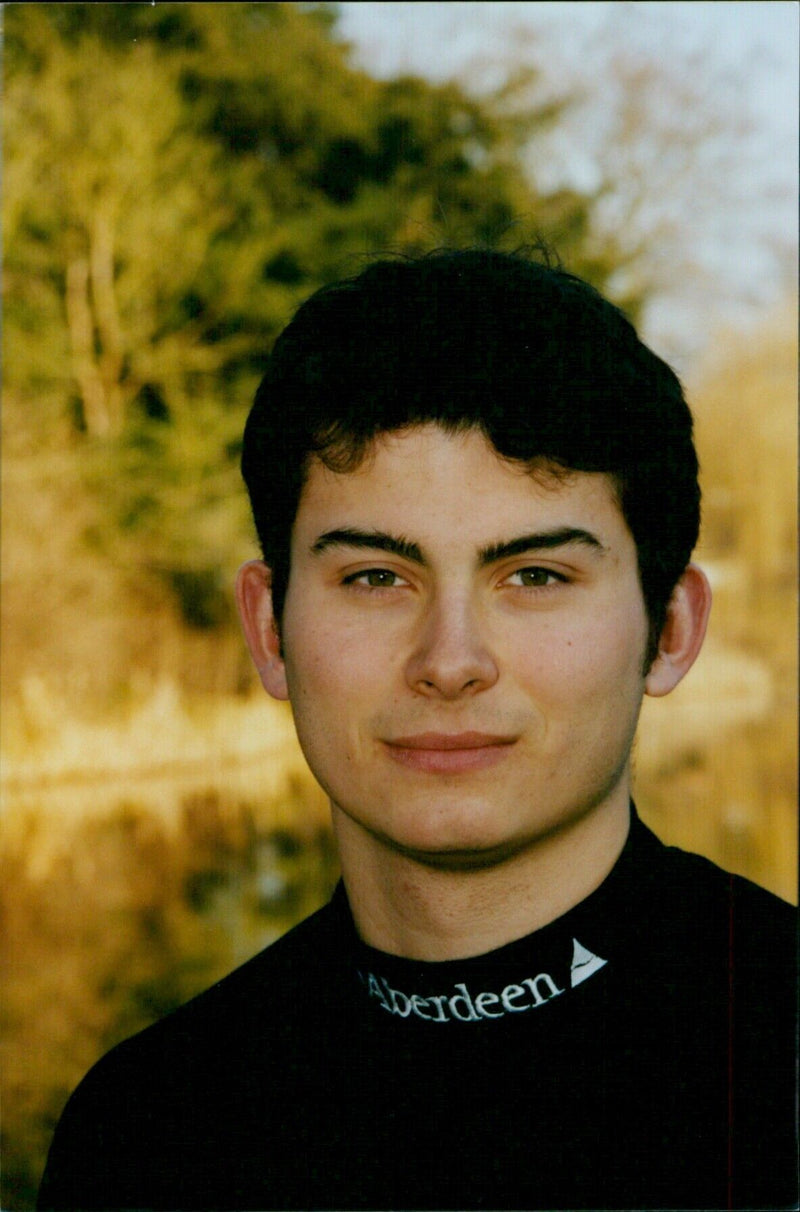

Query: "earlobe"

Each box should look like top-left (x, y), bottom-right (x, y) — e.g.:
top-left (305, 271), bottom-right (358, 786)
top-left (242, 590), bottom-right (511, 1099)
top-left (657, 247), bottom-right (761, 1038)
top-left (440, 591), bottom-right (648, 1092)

top-left (235, 561), bottom-right (290, 701)
top-left (644, 563), bottom-right (712, 698)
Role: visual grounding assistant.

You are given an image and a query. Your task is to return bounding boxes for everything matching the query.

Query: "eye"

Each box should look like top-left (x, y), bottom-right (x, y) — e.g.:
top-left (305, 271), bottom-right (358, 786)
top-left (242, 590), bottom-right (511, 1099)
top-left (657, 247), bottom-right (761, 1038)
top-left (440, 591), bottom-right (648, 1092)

top-left (343, 568), bottom-right (407, 589)
top-left (505, 566), bottom-right (566, 588)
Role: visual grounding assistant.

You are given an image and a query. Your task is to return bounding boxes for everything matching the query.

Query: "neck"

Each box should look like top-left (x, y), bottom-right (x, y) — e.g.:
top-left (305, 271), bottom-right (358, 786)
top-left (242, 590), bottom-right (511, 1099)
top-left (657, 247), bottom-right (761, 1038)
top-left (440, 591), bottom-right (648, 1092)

top-left (333, 792), bottom-right (631, 961)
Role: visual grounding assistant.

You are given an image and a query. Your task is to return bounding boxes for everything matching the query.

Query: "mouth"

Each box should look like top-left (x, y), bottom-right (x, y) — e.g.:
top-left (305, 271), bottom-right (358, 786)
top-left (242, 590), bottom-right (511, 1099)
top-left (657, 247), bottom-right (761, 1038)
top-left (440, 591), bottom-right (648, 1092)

top-left (383, 732), bottom-right (517, 774)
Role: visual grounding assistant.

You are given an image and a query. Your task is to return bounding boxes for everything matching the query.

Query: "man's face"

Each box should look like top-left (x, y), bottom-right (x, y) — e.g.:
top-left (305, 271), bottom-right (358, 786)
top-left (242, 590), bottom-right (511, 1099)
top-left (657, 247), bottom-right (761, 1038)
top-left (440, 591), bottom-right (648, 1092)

top-left (273, 424), bottom-right (653, 867)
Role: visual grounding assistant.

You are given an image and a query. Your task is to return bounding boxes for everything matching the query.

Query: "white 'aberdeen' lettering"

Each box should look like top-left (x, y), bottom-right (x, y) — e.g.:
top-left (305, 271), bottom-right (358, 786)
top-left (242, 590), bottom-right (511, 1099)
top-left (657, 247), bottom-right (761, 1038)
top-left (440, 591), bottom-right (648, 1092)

top-left (357, 938), bottom-right (607, 1023)
top-left (359, 969), bottom-right (565, 1022)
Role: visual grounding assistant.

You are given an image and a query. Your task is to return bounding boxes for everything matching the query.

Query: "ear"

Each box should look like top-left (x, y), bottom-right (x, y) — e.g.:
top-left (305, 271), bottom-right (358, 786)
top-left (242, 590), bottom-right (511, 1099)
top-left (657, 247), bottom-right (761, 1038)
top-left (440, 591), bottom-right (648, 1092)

top-left (235, 561), bottom-right (289, 702)
top-left (644, 563), bottom-right (712, 698)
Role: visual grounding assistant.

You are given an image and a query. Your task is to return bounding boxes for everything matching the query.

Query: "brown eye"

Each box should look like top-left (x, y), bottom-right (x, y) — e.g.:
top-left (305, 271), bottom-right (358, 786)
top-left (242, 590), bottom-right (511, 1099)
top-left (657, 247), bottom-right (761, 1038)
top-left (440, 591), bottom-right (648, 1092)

top-left (522, 568), bottom-right (548, 586)
top-left (506, 564), bottom-right (562, 589)
top-left (363, 569), bottom-right (398, 588)
top-left (343, 568), bottom-right (407, 589)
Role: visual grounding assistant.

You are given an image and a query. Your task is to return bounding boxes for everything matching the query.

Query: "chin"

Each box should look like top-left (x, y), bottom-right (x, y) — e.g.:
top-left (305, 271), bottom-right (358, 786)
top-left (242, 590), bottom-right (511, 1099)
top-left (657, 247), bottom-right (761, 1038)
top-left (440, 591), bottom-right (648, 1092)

top-left (395, 844), bottom-right (523, 873)
top-left (377, 818), bottom-right (532, 871)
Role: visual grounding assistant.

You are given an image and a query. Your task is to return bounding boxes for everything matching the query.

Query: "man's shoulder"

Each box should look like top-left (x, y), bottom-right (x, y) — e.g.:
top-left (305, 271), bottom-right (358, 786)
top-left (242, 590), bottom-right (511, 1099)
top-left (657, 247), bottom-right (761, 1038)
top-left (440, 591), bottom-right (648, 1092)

top-left (78, 893), bottom-right (342, 1088)
top-left (633, 820), bottom-right (796, 979)
top-left (38, 895), bottom-right (350, 1209)
top-left (655, 831), bottom-right (795, 925)
top-left (188, 890), bottom-right (343, 1005)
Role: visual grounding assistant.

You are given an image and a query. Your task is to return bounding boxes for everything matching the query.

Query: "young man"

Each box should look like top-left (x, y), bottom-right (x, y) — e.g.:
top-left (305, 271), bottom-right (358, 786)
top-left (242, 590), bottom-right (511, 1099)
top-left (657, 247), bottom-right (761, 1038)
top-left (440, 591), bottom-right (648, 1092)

top-left (40, 251), bottom-right (796, 1210)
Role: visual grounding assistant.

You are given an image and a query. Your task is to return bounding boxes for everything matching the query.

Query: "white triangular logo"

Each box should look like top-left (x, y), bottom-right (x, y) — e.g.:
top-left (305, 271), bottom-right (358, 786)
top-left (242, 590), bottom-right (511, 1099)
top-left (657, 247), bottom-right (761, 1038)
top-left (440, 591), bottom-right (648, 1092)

top-left (570, 937), bottom-right (607, 987)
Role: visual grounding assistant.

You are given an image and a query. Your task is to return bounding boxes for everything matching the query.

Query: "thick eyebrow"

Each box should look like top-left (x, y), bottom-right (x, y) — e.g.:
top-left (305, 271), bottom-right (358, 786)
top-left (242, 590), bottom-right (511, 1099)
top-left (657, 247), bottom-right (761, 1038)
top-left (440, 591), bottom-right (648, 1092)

top-left (478, 528), bottom-right (607, 566)
top-left (310, 528), bottom-right (425, 564)
top-left (310, 525), bottom-right (605, 567)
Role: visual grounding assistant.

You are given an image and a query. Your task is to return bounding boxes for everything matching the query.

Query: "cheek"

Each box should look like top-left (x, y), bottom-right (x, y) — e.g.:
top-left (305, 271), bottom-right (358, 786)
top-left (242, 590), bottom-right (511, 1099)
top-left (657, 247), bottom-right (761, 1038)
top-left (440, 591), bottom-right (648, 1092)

top-left (283, 612), bottom-right (388, 727)
top-left (514, 610), bottom-right (647, 704)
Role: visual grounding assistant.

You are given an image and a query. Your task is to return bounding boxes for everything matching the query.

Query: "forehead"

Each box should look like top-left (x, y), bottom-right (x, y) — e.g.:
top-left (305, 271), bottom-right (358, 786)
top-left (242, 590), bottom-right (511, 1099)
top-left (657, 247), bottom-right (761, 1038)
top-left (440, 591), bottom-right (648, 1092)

top-left (294, 425), bottom-right (630, 550)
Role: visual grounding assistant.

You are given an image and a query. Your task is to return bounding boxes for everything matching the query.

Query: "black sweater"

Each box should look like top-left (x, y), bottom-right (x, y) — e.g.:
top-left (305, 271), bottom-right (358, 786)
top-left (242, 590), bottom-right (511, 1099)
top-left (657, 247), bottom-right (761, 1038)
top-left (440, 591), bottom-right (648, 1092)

top-left (39, 810), bottom-right (797, 1210)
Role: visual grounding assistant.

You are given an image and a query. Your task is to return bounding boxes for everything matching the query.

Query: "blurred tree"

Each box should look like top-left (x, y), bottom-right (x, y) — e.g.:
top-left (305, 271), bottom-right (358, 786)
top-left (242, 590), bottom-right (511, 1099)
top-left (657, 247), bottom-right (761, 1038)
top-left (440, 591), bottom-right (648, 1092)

top-left (3, 1), bottom-right (643, 690)
top-left (474, 4), bottom-right (793, 360)
top-left (692, 300), bottom-right (797, 654)
top-left (635, 303), bottom-right (798, 902)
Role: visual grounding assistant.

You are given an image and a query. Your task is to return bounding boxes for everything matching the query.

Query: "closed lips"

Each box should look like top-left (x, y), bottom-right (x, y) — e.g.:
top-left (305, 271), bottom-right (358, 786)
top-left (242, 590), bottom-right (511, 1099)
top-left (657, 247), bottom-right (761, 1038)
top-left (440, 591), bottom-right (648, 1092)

top-left (386, 733), bottom-right (516, 750)
top-left (382, 733), bottom-right (517, 773)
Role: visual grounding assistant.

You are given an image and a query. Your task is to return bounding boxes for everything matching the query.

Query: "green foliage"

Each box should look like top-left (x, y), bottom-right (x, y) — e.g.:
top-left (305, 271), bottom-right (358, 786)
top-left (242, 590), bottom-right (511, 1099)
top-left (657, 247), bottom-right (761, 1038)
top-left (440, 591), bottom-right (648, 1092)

top-left (4, 1), bottom-right (634, 643)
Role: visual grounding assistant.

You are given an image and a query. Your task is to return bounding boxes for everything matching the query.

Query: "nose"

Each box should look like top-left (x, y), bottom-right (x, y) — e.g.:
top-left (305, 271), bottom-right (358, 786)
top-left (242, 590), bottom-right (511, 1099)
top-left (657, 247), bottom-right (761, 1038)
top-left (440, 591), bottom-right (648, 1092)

top-left (405, 590), bottom-right (499, 700)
